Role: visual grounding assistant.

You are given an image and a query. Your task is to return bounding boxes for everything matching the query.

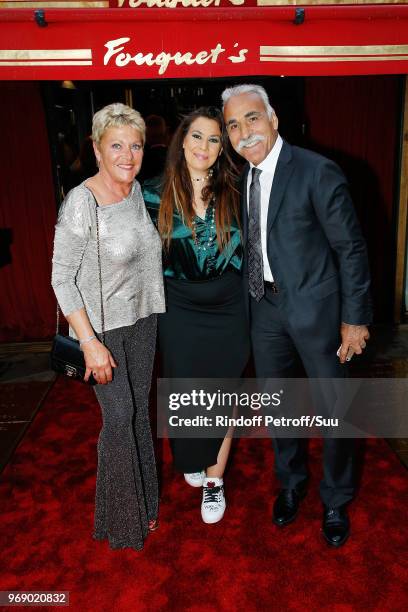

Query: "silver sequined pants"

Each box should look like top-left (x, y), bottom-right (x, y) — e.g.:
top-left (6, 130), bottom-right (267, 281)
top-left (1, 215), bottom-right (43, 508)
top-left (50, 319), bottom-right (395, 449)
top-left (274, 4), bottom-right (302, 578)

top-left (93, 314), bottom-right (158, 551)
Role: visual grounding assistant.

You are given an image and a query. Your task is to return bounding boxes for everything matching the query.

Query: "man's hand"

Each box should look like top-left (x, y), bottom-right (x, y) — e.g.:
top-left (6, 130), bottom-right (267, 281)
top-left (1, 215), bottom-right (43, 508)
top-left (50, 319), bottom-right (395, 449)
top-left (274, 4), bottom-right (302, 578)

top-left (339, 323), bottom-right (370, 364)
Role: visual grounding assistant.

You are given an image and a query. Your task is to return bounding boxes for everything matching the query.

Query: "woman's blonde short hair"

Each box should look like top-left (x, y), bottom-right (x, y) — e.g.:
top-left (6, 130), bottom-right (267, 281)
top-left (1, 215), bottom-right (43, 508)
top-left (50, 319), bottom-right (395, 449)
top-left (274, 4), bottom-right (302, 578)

top-left (92, 103), bottom-right (146, 145)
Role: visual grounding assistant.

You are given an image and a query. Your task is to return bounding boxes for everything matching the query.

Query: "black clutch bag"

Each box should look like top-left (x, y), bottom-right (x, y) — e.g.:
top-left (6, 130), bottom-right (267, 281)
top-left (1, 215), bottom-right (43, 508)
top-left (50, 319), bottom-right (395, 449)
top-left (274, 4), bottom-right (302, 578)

top-left (51, 333), bottom-right (96, 385)
top-left (51, 191), bottom-right (104, 386)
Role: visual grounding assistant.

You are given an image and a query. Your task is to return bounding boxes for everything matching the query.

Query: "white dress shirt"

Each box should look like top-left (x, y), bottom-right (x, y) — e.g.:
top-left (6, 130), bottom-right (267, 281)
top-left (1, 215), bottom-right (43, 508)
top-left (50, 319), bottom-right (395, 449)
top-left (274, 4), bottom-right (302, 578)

top-left (247, 134), bottom-right (283, 282)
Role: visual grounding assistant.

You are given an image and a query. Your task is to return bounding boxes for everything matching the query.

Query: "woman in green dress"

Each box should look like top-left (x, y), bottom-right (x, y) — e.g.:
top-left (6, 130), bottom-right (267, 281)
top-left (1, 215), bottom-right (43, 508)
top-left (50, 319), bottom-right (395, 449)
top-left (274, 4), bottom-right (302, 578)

top-left (144, 106), bottom-right (250, 524)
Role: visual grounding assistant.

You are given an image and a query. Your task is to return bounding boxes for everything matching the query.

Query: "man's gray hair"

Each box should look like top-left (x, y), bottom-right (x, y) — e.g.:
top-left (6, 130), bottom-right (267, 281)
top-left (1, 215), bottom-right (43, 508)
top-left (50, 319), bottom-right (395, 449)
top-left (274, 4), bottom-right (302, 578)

top-left (221, 84), bottom-right (274, 118)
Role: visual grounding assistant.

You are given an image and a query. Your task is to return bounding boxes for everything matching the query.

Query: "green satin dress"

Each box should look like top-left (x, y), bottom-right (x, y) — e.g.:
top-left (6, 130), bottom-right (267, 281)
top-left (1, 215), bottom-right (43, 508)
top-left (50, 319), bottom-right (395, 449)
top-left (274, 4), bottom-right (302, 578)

top-left (143, 180), bottom-right (250, 472)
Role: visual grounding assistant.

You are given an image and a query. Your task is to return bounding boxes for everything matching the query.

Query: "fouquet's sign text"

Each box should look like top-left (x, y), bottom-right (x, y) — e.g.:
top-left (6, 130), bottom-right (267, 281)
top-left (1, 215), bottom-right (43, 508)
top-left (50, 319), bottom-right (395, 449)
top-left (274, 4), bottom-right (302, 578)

top-left (103, 37), bottom-right (248, 75)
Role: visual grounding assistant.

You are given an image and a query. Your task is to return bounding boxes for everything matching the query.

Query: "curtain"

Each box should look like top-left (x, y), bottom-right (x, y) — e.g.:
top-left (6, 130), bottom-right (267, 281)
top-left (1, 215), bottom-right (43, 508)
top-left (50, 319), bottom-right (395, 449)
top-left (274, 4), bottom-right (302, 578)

top-left (304, 76), bottom-right (401, 322)
top-left (0, 82), bottom-right (57, 341)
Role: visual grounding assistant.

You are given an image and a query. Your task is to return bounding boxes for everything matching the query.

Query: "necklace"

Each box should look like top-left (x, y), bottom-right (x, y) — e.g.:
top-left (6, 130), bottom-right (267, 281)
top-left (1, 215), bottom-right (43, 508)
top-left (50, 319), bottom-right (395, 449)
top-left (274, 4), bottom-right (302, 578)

top-left (192, 201), bottom-right (216, 252)
top-left (191, 168), bottom-right (214, 183)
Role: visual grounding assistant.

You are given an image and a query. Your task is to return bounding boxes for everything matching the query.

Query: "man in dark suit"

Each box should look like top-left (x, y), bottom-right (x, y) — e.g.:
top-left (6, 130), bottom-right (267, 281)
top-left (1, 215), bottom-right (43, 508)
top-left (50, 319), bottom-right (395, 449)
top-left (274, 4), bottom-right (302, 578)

top-left (222, 84), bottom-right (372, 547)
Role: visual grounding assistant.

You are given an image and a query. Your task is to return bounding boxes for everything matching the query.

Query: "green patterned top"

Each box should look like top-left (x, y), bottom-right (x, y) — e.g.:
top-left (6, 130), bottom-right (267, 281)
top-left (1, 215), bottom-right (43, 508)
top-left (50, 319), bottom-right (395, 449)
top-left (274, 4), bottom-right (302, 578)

top-left (143, 179), bottom-right (243, 281)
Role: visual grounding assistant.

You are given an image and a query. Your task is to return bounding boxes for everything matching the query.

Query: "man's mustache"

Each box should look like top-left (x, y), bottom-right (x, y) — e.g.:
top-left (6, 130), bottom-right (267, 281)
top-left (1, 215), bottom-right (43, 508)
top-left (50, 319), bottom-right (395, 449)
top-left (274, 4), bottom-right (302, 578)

top-left (237, 134), bottom-right (266, 151)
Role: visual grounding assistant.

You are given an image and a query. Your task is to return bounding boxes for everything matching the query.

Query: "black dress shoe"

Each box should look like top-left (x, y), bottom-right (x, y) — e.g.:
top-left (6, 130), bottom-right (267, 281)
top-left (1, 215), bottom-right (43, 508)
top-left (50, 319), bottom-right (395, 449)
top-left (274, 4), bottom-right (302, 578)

top-left (322, 506), bottom-right (350, 547)
top-left (273, 487), bottom-right (307, 526)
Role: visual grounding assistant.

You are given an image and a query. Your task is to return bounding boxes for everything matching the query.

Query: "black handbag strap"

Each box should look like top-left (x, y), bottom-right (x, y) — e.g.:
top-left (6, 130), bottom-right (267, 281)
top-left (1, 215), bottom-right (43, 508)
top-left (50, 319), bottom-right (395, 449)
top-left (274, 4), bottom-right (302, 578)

top-left (56, 189), bottom-right (105, 344)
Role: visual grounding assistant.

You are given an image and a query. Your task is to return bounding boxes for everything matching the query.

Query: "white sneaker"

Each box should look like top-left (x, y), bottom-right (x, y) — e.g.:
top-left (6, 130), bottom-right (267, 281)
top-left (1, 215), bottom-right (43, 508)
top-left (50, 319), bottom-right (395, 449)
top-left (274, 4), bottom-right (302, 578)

top-left (184, 471), bottom-right (206, 487)
top-left (201, 477), bottom-right (226, 524)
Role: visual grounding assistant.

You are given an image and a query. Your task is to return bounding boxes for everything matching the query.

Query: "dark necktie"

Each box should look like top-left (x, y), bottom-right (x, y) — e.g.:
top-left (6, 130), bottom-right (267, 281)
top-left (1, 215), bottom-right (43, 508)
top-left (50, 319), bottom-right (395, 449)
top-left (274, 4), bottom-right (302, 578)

top-left (248, 167), bottom-right (264, 301)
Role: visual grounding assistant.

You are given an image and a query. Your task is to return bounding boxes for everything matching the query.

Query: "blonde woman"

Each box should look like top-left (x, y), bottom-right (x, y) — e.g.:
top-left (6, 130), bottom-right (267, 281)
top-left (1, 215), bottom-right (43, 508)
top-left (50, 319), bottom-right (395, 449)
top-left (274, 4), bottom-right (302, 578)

top-left (52, 103), bottom-right (165, 551)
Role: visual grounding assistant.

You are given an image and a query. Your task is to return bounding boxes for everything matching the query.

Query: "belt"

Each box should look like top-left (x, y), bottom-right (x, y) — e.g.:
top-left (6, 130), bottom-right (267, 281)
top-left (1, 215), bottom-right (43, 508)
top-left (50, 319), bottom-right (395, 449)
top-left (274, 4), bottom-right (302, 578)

top-left (264, 281), bottom-right (279, 294)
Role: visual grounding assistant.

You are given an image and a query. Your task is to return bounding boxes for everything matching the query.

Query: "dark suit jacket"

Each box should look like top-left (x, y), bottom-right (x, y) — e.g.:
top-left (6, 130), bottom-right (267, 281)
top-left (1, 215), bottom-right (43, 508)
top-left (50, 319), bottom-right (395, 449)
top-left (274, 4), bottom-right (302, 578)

top-left (242, 140), bottom-right (372, 352)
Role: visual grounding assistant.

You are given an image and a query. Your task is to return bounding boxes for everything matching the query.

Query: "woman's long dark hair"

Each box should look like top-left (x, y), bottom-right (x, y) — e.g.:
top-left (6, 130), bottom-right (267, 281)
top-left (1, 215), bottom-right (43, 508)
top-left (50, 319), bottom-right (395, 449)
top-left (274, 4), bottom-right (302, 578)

top-left (158, 106), bottom-right (240, 250)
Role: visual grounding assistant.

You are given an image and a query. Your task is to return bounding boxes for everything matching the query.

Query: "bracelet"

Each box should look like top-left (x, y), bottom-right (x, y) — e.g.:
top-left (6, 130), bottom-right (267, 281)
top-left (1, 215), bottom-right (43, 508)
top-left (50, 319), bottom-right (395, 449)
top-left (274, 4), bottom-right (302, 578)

top-left (79, 335), bottom-right (96, 347)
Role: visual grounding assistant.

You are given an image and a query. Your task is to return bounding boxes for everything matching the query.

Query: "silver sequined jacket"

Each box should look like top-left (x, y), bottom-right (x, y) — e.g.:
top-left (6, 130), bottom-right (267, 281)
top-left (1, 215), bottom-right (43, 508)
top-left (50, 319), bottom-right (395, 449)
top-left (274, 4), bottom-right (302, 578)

top-left (51, 180), bottom-right (165, 333)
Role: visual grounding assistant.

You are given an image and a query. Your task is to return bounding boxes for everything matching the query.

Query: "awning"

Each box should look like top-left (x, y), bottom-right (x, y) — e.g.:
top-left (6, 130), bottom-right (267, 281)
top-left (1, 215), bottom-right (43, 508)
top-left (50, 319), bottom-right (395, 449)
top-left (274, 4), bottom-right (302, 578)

top-left (1, 2), bottom-right (408, 79)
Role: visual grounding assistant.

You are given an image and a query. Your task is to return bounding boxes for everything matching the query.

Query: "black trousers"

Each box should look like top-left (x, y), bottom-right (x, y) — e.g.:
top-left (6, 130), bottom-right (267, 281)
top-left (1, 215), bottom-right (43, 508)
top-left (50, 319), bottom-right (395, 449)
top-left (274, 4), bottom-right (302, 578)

top-left (93, 316), bottom-right (158, 550)
top-left (250, 286), bottom-right (355, 508)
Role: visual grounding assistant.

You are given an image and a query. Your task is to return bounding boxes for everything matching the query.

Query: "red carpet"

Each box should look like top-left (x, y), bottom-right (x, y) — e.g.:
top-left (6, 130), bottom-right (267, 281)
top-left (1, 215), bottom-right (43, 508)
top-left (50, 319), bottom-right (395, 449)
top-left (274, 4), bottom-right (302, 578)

top-left (0, 376), bottom-right (407, 611)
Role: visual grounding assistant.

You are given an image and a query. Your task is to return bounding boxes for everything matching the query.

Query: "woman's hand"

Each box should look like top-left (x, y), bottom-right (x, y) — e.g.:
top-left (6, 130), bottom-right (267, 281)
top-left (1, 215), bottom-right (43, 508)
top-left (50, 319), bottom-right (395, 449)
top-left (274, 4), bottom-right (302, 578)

top-left (82, 338), bottom-right (117, 384)
top-left (65, 309), bottom-right (116, 384)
